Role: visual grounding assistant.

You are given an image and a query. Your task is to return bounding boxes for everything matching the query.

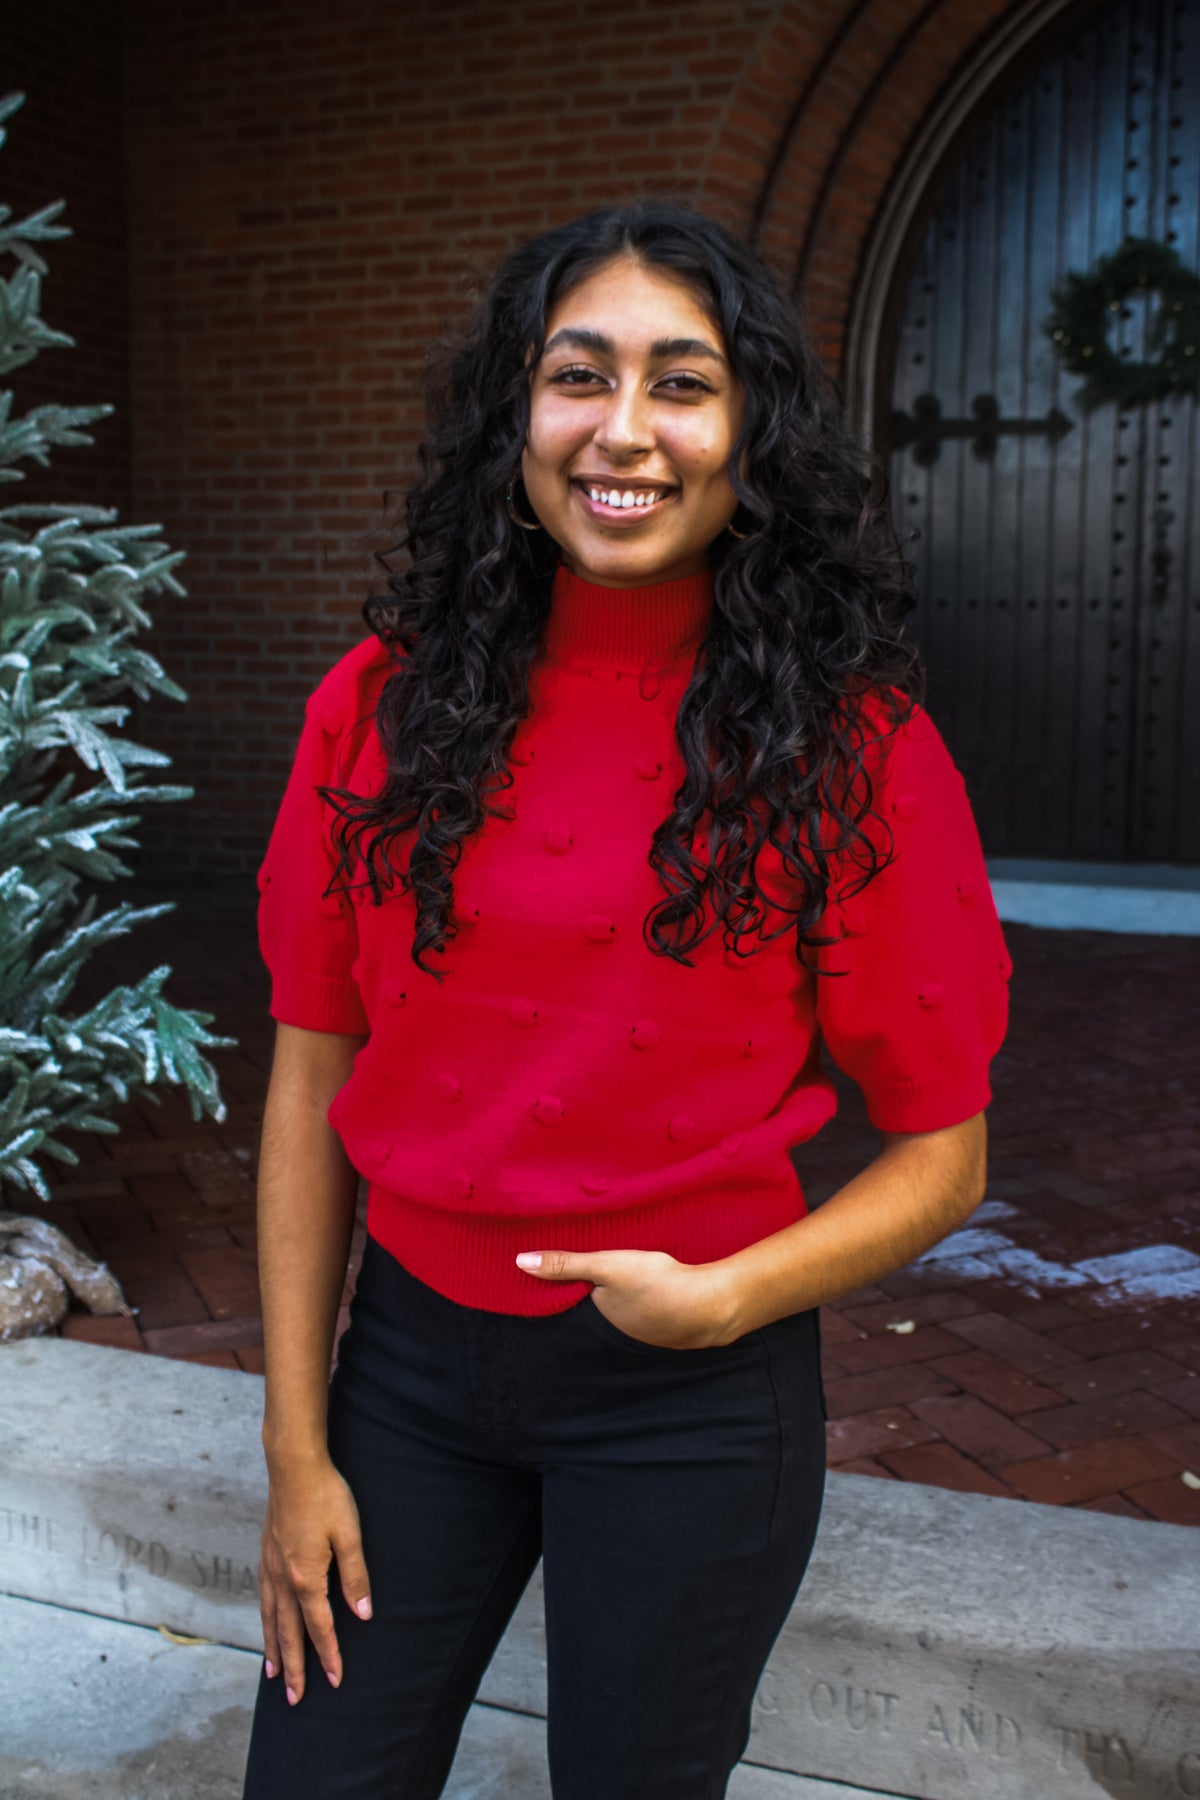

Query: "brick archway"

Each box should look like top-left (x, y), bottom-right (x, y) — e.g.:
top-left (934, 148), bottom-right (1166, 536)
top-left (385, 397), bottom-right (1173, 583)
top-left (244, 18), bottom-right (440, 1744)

top-left (700, 0), bottom-right (1095, 392)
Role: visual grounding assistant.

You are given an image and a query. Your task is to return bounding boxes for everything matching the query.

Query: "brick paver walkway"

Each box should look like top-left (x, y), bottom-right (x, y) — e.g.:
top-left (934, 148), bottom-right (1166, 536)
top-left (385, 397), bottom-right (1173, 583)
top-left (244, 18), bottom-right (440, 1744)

top-left (34, 875), bottom-right (1200, 1526)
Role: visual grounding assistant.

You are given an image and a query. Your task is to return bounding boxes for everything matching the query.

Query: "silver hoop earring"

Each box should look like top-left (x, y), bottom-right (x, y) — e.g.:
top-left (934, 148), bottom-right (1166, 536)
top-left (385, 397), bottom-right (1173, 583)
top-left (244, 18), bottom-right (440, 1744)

top-left (506, 481), bottom-right (543, 532)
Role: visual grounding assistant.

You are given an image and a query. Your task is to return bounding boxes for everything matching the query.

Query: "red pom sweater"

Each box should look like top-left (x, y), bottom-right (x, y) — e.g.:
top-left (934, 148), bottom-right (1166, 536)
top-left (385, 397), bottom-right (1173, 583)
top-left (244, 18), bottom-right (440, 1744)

top-left (257, 564), bottom-right (1011, 1315)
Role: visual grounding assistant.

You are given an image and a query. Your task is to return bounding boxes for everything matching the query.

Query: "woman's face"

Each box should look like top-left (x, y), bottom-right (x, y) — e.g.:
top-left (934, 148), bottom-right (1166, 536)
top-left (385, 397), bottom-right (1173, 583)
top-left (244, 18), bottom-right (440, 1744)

top-left (520, 254), bottom-right (745, 588)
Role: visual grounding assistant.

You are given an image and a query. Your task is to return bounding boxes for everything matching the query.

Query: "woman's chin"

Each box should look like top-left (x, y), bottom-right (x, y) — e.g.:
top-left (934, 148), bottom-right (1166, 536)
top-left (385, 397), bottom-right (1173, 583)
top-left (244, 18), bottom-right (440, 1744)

top-left (558, 535), bottom-right (709, 588)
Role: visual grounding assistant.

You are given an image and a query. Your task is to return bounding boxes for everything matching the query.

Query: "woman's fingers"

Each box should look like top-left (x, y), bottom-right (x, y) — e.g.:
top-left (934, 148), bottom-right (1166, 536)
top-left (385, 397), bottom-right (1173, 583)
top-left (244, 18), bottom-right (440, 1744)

top-left (259, 1567), bottom-right (282, 1678)
top-left (331, 1507), bottom-right (373, 1624)
top-left (274, 1581), bottom-right (310, 1704)
top-left (296, 1577), bottom-right (343, 1690)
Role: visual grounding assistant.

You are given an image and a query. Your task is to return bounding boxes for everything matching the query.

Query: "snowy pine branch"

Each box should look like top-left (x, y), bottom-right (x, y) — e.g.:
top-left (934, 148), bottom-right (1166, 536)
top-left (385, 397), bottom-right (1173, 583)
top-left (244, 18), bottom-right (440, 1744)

top-left (0, 89), bottom-right (236, 1203)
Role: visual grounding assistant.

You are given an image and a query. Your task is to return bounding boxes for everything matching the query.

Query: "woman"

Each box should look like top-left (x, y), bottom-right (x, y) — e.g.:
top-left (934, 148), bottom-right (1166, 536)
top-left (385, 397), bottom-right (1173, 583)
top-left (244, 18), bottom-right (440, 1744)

top-left (242, 199), bottom-right (1010, 1799)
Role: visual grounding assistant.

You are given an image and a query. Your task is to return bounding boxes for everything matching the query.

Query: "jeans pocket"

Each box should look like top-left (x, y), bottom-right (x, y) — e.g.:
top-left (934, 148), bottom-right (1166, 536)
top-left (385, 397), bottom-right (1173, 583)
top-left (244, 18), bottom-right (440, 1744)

top-left (578, 1294), bottom-right (666, 1354)
top-left (578, 1293), bottom-right (762, 1357)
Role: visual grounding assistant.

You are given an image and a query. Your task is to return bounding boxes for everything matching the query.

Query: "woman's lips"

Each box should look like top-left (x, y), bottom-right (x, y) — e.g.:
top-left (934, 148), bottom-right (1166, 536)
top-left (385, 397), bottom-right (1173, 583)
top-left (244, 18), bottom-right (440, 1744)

top-left (571, 479), bottom-right (677, 523)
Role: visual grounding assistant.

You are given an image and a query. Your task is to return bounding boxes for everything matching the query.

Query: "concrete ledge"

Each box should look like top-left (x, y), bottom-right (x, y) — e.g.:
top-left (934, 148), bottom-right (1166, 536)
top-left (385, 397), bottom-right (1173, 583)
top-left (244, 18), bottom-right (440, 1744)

top-left (0, 1594), bottom-right (905, 1800)
top-left (3, 1336), bottom-right (1199, 1800)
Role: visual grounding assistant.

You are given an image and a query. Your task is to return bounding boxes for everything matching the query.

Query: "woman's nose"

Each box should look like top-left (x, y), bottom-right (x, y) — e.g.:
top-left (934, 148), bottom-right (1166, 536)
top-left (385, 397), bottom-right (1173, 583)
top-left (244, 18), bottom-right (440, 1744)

top-left (595, 382), bottom-right (653, 458)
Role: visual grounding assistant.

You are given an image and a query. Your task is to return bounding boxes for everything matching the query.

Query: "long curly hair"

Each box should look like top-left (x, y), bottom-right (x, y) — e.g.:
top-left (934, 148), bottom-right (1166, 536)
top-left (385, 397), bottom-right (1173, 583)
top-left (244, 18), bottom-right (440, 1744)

top-left (321, 198), bottom-right (925, 982)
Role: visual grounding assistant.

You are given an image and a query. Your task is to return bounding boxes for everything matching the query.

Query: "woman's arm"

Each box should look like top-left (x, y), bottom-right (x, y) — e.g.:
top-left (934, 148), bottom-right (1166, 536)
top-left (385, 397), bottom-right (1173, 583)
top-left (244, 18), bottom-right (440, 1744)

top-left (258, 1020), bottom-right (367, 1462)
top-left (713, 1111), bottom-right (988, 1339)
top-left (255, 1020), bottom-right (376, 1707)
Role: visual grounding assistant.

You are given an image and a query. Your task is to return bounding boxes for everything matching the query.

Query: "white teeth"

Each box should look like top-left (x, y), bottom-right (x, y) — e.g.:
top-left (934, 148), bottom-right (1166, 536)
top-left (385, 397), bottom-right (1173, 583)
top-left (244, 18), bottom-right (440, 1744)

top-left (584, 484), bottom-right (666, 509)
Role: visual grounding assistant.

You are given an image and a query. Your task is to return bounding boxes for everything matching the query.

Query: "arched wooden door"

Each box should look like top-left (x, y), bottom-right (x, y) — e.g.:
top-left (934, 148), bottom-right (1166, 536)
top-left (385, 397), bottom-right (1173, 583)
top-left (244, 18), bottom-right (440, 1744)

top-left (885, 0), bottom-right (1200, 863)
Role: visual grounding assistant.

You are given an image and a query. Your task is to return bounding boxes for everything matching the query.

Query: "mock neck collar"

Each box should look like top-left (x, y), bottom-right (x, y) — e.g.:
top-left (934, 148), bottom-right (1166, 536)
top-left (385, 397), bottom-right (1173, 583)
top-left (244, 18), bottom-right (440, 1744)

top-left (541, 562), bottom-right (715, 671)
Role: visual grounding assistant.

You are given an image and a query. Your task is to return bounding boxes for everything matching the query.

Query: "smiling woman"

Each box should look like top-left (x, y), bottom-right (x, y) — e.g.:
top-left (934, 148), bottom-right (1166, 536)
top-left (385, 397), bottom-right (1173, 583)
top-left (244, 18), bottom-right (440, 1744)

top-left (242, 199), bottom-right (1011, 1800)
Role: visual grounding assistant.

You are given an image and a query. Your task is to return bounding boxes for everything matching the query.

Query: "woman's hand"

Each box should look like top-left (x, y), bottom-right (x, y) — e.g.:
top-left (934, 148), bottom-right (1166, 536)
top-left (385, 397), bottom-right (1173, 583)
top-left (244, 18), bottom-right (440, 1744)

top-left (514, 1247), bottom-right (738, 1347)
top-left (258, 1449), bottom-right (374, 1704)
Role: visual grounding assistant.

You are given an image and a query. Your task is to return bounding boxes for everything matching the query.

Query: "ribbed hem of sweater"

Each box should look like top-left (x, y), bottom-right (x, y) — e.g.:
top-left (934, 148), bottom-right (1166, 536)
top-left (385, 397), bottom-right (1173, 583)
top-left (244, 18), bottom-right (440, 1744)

top-left (541, 561), bottom-right (714, 669)
top-left (365, 1182), bottom-right (808, 1316)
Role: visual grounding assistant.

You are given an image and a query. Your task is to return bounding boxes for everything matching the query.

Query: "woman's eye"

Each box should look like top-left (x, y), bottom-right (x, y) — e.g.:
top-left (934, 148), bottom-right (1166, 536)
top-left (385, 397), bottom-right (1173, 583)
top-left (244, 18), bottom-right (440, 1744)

top-left (548, 367), bottom-right (711, 395)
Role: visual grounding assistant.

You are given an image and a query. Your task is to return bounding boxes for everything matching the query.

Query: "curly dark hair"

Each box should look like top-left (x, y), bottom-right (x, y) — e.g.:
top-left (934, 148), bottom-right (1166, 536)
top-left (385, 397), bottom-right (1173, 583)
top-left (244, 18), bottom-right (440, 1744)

top-left (321, 197), bottom-right (925, 982)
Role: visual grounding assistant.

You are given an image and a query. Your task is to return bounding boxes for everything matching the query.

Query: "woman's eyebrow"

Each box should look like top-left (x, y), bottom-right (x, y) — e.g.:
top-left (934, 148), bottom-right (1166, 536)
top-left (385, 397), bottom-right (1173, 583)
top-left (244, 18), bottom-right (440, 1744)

top-left (542, 326), bottom-right (727, 367)
top-left (651, 335), bottom-right (727, 366)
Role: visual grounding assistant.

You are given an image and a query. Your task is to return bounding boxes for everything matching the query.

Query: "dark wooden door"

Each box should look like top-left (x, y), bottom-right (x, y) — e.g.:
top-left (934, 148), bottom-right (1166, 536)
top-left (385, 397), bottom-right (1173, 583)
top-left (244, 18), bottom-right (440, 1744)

top-left (885, 0), bottom-right (1200, 863)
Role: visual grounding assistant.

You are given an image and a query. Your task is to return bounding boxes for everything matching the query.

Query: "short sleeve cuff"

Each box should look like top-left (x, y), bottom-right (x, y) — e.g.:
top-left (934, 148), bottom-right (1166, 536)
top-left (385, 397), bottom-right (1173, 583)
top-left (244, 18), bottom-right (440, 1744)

top-left (861, 1064), bottom-right (994, 1134)
top-left (268, 967), bottom-right (370, 1035)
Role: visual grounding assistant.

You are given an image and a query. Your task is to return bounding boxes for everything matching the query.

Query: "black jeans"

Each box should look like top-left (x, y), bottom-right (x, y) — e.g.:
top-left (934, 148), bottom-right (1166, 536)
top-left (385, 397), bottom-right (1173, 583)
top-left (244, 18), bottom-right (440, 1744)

top-left (242, 1230), bottom-right (828, 1800)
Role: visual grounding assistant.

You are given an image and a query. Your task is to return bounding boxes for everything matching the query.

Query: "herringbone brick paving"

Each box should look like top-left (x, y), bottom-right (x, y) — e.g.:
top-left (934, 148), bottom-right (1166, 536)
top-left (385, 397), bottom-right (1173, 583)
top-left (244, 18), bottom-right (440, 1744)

top-left (37, 875), bottom-right (1200, 1527)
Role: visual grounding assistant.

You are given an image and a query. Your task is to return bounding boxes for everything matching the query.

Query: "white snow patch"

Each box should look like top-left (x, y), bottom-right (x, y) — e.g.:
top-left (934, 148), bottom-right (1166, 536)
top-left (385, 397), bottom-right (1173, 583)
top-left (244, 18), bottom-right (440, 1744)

top-left (910, 1229), bottom-right (1089, 1297)
top-left (1070, 1244), bottom-right (1200, 1305)
top-left (909, 1229), bottom-right (1200, 1306)
top-left (971, 1199), bottom-right (1023, 1224)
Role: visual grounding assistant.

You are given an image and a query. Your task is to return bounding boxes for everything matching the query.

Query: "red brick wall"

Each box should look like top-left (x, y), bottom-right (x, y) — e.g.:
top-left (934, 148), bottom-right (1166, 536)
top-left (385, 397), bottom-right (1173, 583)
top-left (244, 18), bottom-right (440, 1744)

top-left (108, 0), bottom-right (1036, 873)
top-left (1, 0), bottom-right (129, 515)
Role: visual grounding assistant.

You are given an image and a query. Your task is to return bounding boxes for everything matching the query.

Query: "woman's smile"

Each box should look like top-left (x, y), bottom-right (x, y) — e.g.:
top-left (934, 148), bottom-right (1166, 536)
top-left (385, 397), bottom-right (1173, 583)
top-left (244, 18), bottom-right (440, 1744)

top-left (571, 476), bottom-right (678, 523)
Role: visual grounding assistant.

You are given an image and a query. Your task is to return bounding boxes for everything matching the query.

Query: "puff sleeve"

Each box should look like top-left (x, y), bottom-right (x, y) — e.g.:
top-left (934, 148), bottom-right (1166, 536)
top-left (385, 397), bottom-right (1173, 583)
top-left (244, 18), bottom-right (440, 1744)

top-left (814, 694), bottom-right (1011, 1133)
top-left (256, 647), bottom-right (380, 1034)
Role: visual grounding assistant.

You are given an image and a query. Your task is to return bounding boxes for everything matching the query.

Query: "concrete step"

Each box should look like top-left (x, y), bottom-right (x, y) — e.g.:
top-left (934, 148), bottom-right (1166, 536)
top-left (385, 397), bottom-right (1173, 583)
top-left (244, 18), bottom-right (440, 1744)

top-left (2, 1335), bottom-right (1199, 1799)
top-left (0, 1592), bottom-right (910, 1800)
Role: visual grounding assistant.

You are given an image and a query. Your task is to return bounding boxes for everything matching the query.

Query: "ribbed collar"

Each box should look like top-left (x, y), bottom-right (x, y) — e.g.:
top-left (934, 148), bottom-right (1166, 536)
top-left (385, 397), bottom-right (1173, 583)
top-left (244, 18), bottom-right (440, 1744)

top-left (541, 562), bottom-right (715, 670)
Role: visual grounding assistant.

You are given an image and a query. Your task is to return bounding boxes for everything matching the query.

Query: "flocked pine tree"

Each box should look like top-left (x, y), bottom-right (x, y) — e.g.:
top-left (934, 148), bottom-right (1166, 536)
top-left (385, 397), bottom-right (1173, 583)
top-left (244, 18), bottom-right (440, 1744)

top-left (0, 90), bottom-right (236, 1341)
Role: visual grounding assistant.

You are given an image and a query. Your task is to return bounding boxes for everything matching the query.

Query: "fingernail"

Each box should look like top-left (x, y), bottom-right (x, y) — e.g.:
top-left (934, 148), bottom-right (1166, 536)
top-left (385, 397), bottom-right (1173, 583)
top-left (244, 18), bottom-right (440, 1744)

top-left (356, 1597), bottom-right (373, 1619)
top-left (286, 1686), bottom-right (297, 1706)
top-left (264, 1659), bottom-right (277, 1678)
top-left (327, 1669), bottom-right (340, 1688)
top-left (515, 1252), bottom-right (542, 1270)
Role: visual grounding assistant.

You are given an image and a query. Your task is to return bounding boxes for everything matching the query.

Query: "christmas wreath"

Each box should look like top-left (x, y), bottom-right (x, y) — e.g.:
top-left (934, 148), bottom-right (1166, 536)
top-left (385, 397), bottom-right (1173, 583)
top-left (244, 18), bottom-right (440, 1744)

top-left (1044, 235), bottom-right (1200, 411)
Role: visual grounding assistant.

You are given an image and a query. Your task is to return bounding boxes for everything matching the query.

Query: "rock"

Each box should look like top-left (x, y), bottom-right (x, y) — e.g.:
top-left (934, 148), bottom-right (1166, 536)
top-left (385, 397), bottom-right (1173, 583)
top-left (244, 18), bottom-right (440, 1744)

top-left (0, 1212), bottom-right (132, 1343)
